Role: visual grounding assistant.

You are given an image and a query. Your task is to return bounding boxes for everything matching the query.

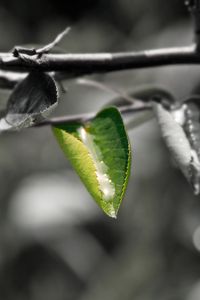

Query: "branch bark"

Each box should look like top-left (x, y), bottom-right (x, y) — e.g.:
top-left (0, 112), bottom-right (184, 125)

top-left (0, 46), bottom-right (198, 76)
top-left (0, 1), bottom-right (198, 88)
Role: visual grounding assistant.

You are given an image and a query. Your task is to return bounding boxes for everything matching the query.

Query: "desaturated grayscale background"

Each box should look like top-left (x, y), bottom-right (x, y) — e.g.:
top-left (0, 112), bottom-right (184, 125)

top-left (0, 0), bottom-right (199, 299)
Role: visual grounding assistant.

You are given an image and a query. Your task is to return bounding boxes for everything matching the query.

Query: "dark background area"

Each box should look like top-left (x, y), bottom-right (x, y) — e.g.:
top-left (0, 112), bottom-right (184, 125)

top-left (0, 1), bottom-right (200, 300)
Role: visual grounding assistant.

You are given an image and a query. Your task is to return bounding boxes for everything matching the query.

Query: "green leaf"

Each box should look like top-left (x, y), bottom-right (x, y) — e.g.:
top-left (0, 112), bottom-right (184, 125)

top-left (53, 107), bottom-right (131, 218)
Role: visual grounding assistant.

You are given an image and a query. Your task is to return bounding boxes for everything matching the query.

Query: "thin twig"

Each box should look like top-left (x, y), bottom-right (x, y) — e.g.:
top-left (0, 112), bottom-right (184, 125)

top-left (36, 27), bottom-right (71, 54)
top-left (36, 103), bottom-right (152, 127)
top-left (76, 78), bottom-right (137, 103)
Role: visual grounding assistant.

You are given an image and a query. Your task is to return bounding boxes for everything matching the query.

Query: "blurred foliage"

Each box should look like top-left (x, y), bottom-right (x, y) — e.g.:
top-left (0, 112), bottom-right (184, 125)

top-left (0, 0), bottom-right (200, 300)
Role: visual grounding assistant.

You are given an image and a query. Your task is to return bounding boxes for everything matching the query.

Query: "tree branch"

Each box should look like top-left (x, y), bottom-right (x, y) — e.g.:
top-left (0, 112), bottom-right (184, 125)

top-left (0, 1), bottom-right (198, 87)
top-left (0, 46), bottom-right (198, 76)
top-left (36, 103), bottom-right (152, 127)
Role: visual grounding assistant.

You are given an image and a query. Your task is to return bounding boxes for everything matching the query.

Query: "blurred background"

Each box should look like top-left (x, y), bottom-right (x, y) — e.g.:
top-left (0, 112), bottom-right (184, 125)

top-left (0, 0), bottom-right (200, 299)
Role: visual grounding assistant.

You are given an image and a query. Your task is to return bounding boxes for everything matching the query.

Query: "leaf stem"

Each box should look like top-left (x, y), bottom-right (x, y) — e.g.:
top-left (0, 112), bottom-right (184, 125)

top-left (36, 103), bottom-right (152, 127)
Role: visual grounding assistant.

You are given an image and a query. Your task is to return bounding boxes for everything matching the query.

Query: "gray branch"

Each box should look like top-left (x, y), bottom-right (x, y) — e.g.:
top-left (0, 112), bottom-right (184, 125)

top-left (36, 102), bottom-right (152, 127)
top-left (0, 1), bottom-right (199, 89)
top-left (0, 46), bottom-right (198, 75)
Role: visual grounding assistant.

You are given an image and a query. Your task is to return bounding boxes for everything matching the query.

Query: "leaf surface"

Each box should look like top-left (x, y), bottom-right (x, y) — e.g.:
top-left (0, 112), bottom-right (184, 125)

top-left (0, 71), bottom-right (58, 131)
top-left (53, 107), bottom-right (131, 218)
top-left (153, 102), bottom-right (200, 194)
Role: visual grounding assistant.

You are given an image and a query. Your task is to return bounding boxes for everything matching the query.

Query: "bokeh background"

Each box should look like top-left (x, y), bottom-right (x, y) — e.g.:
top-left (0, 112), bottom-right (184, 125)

top-left (0, 0), bottom-right (200, 299)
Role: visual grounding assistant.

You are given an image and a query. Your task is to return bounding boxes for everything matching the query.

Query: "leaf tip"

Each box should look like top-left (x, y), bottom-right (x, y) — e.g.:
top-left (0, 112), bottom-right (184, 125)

top-left (103, 204), bottom-right (118, 219)
top-left (109, 211), bottom-right (117, 219)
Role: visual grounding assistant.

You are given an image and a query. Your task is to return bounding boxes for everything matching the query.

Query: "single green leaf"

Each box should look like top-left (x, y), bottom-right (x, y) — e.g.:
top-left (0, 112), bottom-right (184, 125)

top-left (53, 107), bottom-right (131, 218)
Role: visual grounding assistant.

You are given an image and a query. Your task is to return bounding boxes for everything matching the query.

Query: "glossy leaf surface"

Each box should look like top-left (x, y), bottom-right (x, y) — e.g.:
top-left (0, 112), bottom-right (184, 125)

top-left (53, 107), bottom-right (131, 218)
